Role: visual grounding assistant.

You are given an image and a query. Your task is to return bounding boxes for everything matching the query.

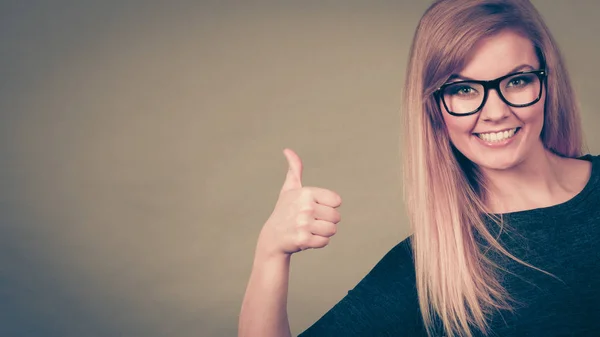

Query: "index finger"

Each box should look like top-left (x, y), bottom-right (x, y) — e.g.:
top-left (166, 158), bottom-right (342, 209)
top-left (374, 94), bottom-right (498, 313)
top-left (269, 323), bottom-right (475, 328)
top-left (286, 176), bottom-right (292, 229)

top-left (306, 186), bottom-right (342, 208)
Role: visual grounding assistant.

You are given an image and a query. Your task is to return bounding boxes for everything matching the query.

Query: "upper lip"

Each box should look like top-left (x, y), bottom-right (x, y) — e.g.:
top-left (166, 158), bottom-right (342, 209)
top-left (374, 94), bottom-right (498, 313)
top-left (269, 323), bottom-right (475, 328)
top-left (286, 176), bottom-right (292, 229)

top-left (473, 127), bottom-right (520, 134)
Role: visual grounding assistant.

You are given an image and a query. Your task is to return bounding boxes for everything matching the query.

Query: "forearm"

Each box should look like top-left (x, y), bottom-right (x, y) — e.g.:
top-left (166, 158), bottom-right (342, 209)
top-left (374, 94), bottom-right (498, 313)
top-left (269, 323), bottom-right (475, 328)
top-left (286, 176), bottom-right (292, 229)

top-left (238, 248), bottom-right (293, 337)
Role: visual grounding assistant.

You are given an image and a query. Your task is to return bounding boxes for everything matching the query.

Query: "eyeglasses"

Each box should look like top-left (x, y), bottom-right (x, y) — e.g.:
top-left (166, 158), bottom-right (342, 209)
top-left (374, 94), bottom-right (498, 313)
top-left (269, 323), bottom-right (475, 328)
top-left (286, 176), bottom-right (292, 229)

top-left (434, 69), bottom-right (547, 116)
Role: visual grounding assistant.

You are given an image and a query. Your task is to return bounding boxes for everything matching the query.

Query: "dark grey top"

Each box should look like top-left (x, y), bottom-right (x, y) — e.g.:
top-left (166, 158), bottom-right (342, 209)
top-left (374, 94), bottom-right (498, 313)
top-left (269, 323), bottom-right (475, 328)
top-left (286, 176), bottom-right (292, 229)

top-left (299, 154), bottom-right (600, 337)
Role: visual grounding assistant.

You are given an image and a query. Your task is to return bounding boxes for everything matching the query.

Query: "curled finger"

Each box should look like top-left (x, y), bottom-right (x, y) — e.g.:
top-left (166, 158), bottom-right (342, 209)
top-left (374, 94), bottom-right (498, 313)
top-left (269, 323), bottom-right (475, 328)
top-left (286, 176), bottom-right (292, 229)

top-left (309, 219), bottom-right (338, 237)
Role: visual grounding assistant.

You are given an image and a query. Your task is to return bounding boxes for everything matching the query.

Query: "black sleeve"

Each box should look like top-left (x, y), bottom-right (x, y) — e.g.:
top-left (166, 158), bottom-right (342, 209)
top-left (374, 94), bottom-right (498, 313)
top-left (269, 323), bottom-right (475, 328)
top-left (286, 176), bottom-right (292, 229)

top-left (297, 237), bottom-right (429, 337)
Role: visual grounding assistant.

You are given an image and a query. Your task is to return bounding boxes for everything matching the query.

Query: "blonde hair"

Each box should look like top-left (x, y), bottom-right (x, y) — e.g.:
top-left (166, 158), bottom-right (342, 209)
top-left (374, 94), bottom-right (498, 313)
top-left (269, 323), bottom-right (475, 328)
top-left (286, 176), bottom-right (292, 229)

top-left (402, 0), bottom-right (583, 336)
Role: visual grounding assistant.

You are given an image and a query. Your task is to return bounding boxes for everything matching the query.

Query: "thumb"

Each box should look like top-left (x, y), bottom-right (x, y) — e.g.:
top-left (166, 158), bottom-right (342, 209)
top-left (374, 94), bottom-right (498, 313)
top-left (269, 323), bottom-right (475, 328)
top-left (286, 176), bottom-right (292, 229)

top-left (280, 148), bottom-right (303, 193)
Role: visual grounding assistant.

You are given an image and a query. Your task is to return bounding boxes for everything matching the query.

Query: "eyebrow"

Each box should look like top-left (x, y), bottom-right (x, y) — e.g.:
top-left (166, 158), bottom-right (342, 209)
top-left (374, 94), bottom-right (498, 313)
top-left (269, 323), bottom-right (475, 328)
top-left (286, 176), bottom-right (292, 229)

top-left (447, 64), bottom-right (536, 82)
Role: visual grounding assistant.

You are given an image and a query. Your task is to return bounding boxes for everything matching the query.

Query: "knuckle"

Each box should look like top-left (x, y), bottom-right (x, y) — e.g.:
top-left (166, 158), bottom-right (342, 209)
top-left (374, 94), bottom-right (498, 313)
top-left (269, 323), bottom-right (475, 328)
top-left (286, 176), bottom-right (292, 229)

top-left (297, 201), bottom-right (315, 215)
top-left (298, 203), bottom-right (314, 213)
top-left (300, 187), bottom-right (314, 199)
top-left (295, 214), bottom-right (310, 228)
top-left (296, 231), bottom-right (311, 247)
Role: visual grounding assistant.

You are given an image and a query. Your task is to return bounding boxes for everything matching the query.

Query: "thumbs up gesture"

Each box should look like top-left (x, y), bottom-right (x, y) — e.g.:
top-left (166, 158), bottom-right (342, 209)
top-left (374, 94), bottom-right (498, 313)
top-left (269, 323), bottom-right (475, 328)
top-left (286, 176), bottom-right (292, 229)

top-left (257, 148), bottom-right (343, 257)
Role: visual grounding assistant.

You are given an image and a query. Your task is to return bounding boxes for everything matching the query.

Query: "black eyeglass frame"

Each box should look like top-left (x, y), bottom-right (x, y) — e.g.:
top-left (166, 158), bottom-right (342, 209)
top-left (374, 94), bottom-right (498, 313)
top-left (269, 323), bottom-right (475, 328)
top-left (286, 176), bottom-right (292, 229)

top-left (434, 69), bottom-right (547, 117)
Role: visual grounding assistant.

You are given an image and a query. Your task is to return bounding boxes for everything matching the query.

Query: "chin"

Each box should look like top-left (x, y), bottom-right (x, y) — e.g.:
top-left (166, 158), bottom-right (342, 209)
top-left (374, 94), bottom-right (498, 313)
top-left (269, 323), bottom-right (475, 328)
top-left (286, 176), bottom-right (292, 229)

top-left (473, 155), bottom-right (524, 171)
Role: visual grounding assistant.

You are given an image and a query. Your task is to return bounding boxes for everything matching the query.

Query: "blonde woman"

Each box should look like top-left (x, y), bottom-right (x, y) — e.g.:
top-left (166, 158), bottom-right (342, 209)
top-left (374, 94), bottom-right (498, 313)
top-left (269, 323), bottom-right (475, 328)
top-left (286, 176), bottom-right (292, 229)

top-left (238, 0), bottom-right (600, 336)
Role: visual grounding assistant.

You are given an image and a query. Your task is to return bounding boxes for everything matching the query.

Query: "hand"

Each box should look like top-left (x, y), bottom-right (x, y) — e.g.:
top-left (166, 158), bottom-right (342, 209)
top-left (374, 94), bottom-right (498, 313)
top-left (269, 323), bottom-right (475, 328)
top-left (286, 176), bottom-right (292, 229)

top-left (257, 148), bottom-right (342, 257)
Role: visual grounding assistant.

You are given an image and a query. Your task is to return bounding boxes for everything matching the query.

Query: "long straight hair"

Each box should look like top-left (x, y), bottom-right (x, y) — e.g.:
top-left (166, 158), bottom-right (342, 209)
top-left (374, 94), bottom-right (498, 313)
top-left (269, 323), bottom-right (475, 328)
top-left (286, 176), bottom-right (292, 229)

top-left (402, 1), bottom-right (583, 336)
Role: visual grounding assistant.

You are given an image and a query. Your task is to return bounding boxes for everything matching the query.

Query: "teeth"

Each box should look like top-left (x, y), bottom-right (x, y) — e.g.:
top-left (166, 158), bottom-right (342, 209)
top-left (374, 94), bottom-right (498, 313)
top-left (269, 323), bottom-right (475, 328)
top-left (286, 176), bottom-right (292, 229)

top-left (477, 128), bottom-right (518, 142)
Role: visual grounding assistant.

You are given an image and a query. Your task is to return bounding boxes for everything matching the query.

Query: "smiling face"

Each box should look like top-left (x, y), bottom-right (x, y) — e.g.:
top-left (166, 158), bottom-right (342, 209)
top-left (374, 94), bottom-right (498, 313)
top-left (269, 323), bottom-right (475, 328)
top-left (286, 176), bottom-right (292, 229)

top-left (441, 29), bottom-right (546, 171)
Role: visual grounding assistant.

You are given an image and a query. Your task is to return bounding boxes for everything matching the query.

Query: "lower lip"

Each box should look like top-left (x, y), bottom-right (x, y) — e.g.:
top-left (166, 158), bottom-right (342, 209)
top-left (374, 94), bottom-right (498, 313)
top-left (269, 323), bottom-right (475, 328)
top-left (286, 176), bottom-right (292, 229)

top-left (474, 128), bottom-right (521, 148)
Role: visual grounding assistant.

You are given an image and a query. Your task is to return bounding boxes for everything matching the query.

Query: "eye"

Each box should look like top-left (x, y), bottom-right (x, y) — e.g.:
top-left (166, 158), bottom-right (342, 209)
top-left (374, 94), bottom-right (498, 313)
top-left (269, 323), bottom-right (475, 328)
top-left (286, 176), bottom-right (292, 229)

top-left (506, 75), bottom-right (534, 88)
top-left (446, 84), bottom-right (479, 97)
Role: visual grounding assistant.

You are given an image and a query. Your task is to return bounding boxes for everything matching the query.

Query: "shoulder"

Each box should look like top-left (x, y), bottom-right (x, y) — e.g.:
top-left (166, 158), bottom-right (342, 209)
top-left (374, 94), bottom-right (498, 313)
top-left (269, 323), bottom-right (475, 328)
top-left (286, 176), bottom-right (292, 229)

top-left (558, 153), bottom-right (599, 196)
top-left (367, 236), bottom-right (414, 274)
top-left (576, 153), bottom-right (600, 170)
top-left (353, 235), bottom-right (416, 291)
top-left (562, 154), bottom-right (595, 193)
top-left (577, 153), bottom-right (600, 161)
top-left (298, 235), bottom-right (425, 337)
top-left (576, 153), bottom-right (600, 190)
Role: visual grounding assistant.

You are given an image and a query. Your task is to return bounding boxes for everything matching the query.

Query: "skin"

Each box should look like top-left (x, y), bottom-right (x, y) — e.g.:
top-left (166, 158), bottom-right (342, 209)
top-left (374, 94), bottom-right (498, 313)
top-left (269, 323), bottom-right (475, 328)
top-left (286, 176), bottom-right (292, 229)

top-left (238, 149), bottom-right (342, 337)
top-left (441, 29), bottom-right (591, 213)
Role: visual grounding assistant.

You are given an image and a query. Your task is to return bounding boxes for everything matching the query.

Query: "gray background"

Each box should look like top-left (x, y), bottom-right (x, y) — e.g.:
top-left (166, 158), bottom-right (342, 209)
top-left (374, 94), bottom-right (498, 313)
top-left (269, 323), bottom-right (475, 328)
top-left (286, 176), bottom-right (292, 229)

top-left (1, 1), bottom-right (599, 336)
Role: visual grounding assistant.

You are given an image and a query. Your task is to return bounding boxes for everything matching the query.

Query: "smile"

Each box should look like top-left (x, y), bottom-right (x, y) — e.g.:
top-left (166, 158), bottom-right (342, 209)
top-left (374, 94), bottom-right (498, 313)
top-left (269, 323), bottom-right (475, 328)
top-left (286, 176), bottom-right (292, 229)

top-left (474, 127), bottom-right (521, 143)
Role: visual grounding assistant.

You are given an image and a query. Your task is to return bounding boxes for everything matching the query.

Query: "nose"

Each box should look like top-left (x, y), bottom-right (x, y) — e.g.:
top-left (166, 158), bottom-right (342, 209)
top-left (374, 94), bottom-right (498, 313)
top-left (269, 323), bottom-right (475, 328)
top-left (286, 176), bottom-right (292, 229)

top-left (479, 88), bottom-right (510, 122)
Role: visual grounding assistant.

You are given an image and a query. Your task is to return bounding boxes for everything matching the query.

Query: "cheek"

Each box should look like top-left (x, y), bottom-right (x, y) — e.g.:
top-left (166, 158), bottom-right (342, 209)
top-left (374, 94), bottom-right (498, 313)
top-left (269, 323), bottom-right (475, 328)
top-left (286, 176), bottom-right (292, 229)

top-left (516, 102), bottom-right (545, 132)
top-left (520, 90), bottom-right (546, 127)
top-left (441, 110), bottom-right (478, 144)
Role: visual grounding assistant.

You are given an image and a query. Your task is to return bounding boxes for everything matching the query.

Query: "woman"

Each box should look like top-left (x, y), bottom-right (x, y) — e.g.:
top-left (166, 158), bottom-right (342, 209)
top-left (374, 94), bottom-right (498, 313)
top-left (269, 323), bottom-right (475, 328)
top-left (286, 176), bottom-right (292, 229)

top-left (238, 0), bottom-right (600, 336)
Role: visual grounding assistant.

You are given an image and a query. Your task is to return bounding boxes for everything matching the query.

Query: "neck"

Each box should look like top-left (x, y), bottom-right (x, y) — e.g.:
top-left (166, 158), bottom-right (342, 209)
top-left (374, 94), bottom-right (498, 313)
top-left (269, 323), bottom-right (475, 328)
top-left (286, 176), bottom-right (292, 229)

top-left (481, 147), bottom-right (579, 214)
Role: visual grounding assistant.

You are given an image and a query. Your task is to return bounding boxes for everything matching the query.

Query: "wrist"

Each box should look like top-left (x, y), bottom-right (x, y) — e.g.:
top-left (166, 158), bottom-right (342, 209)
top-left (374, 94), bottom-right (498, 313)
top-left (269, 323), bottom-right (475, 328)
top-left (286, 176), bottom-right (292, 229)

top-left (254, 243), bottom-right (291, 265)
top-left (255, 227), bottom-right (292, 262)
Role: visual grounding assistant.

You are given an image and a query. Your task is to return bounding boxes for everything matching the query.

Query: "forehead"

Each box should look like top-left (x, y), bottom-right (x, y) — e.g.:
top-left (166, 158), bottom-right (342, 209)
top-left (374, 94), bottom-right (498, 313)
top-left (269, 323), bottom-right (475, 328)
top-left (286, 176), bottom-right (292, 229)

top-left (458, 29), bottom-right (539, 80)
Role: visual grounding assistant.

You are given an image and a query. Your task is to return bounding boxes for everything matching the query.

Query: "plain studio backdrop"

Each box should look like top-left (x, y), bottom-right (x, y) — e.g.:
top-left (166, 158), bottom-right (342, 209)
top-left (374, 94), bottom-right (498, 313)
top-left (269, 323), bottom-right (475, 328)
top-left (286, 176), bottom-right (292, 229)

top-left (1, 1), bottom-right (599, 336)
